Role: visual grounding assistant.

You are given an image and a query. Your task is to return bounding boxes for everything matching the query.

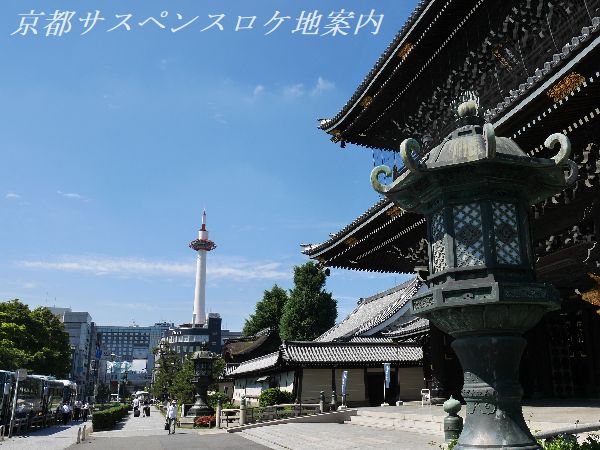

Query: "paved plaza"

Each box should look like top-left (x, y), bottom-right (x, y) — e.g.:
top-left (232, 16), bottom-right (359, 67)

top-left (240, 422), bottom-right (444, 449)
top-left (0, 420), bottom-right (90, 450)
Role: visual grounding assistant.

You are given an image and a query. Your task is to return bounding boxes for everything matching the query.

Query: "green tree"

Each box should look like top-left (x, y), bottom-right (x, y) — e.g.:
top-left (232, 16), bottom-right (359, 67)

top-left (279, 262), bottom-right (337, 341)
top-left (96, 382), bottom-right (110, 404)
top-left (150, 343), bottom-right (182, 401)
top-left (0, 299), bottom-right (71, 377)
top-left (172, 357), bottom-right (195, 404)
top-left (242, 285), bottom-right (288, 339)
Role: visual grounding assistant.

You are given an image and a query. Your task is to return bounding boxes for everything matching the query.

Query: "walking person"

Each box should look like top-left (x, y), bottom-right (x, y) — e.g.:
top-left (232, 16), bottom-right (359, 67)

top-left (166, 400), bottom-right (177, 435)
top-left (73, 399), bottom-right (82, 422)
top-left (61, 403), bottom-right (71, 425)
top-left (133, 396), bottom-right (140, 417)
top-left (82, 402), bottom-right (89, 422)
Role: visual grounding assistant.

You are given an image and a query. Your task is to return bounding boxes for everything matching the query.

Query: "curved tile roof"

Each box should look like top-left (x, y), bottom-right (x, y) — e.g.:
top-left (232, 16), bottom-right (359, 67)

top-left (315, 277), bottom-right (421, 342)
top-left (228, 351), bottom-right (280, 376)
top-left (281, 341), bottom-right (422, 365)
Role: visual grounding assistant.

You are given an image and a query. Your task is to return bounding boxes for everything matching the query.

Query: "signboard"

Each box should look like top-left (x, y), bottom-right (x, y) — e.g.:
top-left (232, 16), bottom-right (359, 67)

top-left (341, 370), bottom-right (348, 396)
top-left (16, 369), bottom-right (27, 381)
top-left (383, 363), bottom-right (391, 389)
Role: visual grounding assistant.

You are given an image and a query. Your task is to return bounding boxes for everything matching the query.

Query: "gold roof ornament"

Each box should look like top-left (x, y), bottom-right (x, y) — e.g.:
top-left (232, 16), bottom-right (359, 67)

top-left (547, 72), bottom-right (585, 102)
top-left (582, 273), bottom-right (600, 309)
top-left (344, 237), bottom-right (359, 246)
top-left (397, 43), bottom-right (414, 61)
top-left (360, 96), bottom-right (373, 108)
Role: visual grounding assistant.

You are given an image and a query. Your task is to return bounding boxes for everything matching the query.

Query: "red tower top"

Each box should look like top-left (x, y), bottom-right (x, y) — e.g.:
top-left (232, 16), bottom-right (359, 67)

top-left (189, 209), bottom-right (216, 252)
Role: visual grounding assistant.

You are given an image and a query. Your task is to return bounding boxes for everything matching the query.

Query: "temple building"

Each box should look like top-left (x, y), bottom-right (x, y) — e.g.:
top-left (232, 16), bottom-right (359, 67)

top-left (303, 0), bottom-right (600, 399)
top-left (226, 278), bottom-right (426, 406)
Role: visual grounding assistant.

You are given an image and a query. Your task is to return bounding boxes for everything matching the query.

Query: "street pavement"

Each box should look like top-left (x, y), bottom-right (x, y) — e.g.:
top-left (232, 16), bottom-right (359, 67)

top-left (240, 422), bottom-right (445, 450)
top-left (66, 407), bottom-right (268, 449)
top-left (0, 419), bottom-right (90, 450)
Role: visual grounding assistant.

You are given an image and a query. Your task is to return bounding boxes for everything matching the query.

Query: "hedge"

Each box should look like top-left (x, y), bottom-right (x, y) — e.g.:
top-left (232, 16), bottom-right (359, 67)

top-left (92, 403), bottom-right (130, 430)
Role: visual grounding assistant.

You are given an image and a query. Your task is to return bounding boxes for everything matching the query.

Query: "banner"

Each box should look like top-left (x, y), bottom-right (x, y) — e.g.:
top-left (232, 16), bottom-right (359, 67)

top-left (341, 370), bottom-right (348, 396)
top-left (383, 363), bottom-right (391, 389)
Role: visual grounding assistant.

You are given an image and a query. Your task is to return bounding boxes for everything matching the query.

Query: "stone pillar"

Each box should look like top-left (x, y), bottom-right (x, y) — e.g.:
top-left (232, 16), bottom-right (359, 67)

top-left (443, 396), bottom-right (463, 442)
top-left (239, 396), bottom-right (246, 426)
top-left (215, 399), bottom-right (222, 429)
top-left (319, 391), bottom-right (325, 413)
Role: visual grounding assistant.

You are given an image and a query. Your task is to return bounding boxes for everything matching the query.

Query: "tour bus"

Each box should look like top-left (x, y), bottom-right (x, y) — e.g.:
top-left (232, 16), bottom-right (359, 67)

top-left (0, 370), bottom-right (78, 426)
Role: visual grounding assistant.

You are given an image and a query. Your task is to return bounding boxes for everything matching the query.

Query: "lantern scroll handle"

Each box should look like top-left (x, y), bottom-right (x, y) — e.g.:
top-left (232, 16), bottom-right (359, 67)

top-left (400, 138), bottom-right (422, 173)
top-left (371, 165), bottom-right (392, 193)
top-left (483, 123), bottom-right (496, 159)
top-left (545, 133), bottom-right (571, 166)
top-left (565, 159), bottom-right (578, 186)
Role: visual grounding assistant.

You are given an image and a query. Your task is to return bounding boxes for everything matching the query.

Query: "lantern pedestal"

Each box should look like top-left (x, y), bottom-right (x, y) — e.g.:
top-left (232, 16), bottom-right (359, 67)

top-left (452, 335), bottom-right (537, 450)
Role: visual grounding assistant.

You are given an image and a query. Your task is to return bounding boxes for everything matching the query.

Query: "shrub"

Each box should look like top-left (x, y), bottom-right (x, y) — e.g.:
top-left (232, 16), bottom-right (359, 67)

top-left (194, 415), bottom-right (216, 428)
top-left (259, 388), bottom-right (295, 407)
top-left (91, 403), bottom-right (129, 430)
top-left (207, 392), bottom-right (229, 409)
top-left (539, 434), bottom-right (600, 450)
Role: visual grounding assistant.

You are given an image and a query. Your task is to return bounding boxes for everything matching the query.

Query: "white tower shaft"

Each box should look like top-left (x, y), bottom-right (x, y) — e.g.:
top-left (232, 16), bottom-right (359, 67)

top-left (190, 210), bottom-right (214, 327)
top-left (193, 250), bottom-right (207, 326)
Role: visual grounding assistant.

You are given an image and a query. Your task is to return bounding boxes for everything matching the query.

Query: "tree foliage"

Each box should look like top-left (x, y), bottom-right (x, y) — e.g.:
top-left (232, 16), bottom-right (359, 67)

top-left (0, 299), bottom-right (71, 377)
top-left (150, 342), bottom-right (182, 401)
top-left (279, 262), bottom-right (337, 341)
top-left (242, 285), bottom-right (288, 339)
top-left (172, 357), bottom-right (195, 404)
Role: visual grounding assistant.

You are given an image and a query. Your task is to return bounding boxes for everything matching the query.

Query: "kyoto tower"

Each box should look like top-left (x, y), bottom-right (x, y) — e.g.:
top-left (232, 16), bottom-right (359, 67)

top-left (189, 210), bottom-right (216, 326)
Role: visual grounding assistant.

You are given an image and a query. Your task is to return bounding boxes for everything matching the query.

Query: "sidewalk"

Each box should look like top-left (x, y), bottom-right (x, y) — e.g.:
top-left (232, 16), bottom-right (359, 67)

top-left (90, 406), bottom-right (196, 438)
top-left (0, 420), bottom-right (89, 450)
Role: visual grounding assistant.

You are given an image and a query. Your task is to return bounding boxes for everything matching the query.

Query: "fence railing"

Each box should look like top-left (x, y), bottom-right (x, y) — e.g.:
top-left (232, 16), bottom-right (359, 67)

top-left (218, 403), bottom-right (321, 428)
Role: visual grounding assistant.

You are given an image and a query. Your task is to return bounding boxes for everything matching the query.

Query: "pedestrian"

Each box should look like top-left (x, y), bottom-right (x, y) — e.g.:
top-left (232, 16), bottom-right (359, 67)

top-left (61, 403), bottom-right (70, 425)
top-left (82, 402), bottom-right (89, 422)
top-left (74, 399), bottom-right (82, 422)
top-left (143, 399), bottom-right (149, 417)
top-left (133, 396), bottom-right (140, 417)
top-left (166, 400), bottom-right (177, 435)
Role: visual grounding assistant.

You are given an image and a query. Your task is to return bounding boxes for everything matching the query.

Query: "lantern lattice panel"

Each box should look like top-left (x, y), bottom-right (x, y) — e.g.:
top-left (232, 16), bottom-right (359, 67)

top-left (492, 202), bottom-right (521, 265)
top-left (453, 203), bottom-right (485, 267)
top-left (431, 211), bottom-right (447, 273)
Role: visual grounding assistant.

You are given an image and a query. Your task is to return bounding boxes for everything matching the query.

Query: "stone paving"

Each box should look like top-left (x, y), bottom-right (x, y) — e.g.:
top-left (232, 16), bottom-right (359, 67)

top-left (0, 420), bottom-right (90, 450)
top-left (240, 422), bottom-right (445, 449)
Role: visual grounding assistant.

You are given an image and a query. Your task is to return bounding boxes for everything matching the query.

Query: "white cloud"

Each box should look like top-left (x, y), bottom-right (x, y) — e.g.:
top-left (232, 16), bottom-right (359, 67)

top-left (214, 113), bottom-right (227, 124)
top-left (253, 85), bottom-right (265, 96)
top-left (311, 77), bottom-right (335, 96)
top-left (17, 255), bottom-right (291, 282)
top-left (283, 83), bottom-right (305, 98)
top-left (57, 190), bottom-right (89, 202)
top-left (5, 193), bottom-right (21, 199)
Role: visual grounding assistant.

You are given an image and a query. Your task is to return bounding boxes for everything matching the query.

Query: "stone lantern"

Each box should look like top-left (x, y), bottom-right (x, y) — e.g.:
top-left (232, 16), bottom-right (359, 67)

top-left (371, 101), bottom-right (577, 450)
top-left (187, 346), bottom-right (216, 417)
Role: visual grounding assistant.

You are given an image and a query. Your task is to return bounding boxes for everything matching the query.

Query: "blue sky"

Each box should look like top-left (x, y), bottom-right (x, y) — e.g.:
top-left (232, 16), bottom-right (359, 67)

top-left (0, 0), bottom-right (416, 331)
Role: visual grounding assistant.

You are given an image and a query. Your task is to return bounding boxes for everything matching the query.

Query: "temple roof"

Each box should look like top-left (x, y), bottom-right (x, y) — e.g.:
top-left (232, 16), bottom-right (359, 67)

top-left (228, 279), bottom-right (425, 377)
top-left (315, 277), bottom-right (422, 341)
top-left (319, 0), bottom-right (600, 152)
top-left (281, 341), bottom-right (422, 366)
top-left (222, 328), bottom-right (281, 364)
top-left (383, 317), bottom-right (430, 341)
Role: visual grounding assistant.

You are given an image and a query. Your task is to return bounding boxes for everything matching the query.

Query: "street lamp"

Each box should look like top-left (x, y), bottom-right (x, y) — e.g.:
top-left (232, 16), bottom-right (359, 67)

top-left (371, 101), bottom-right (577, 450)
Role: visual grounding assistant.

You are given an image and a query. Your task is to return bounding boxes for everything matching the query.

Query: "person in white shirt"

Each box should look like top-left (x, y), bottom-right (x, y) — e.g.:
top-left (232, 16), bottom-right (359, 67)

top-left (166, 400), bottom-right (177, 435)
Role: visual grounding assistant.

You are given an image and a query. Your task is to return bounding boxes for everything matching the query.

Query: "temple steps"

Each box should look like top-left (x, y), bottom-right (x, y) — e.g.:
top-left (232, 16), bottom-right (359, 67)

top-left (347, 408), bottom-right (443, 434)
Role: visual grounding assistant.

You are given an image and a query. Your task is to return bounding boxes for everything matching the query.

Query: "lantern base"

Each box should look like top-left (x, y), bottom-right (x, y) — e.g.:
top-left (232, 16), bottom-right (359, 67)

top-left (452, 335), bottom-right (540, 450)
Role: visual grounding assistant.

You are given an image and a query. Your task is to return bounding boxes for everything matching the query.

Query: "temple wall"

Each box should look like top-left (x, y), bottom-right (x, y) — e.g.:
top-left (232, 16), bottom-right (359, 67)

top-left (301, 367), bottom-right (366, 404)
top-left (232, 371), bottom-right (295, 405)
top-left (399, 366), bottom-right (425, 401)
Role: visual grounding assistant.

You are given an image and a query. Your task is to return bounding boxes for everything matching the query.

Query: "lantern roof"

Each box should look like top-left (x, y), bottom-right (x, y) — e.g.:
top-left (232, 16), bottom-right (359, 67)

top-left (371, 102), bottom-right (578, 213)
